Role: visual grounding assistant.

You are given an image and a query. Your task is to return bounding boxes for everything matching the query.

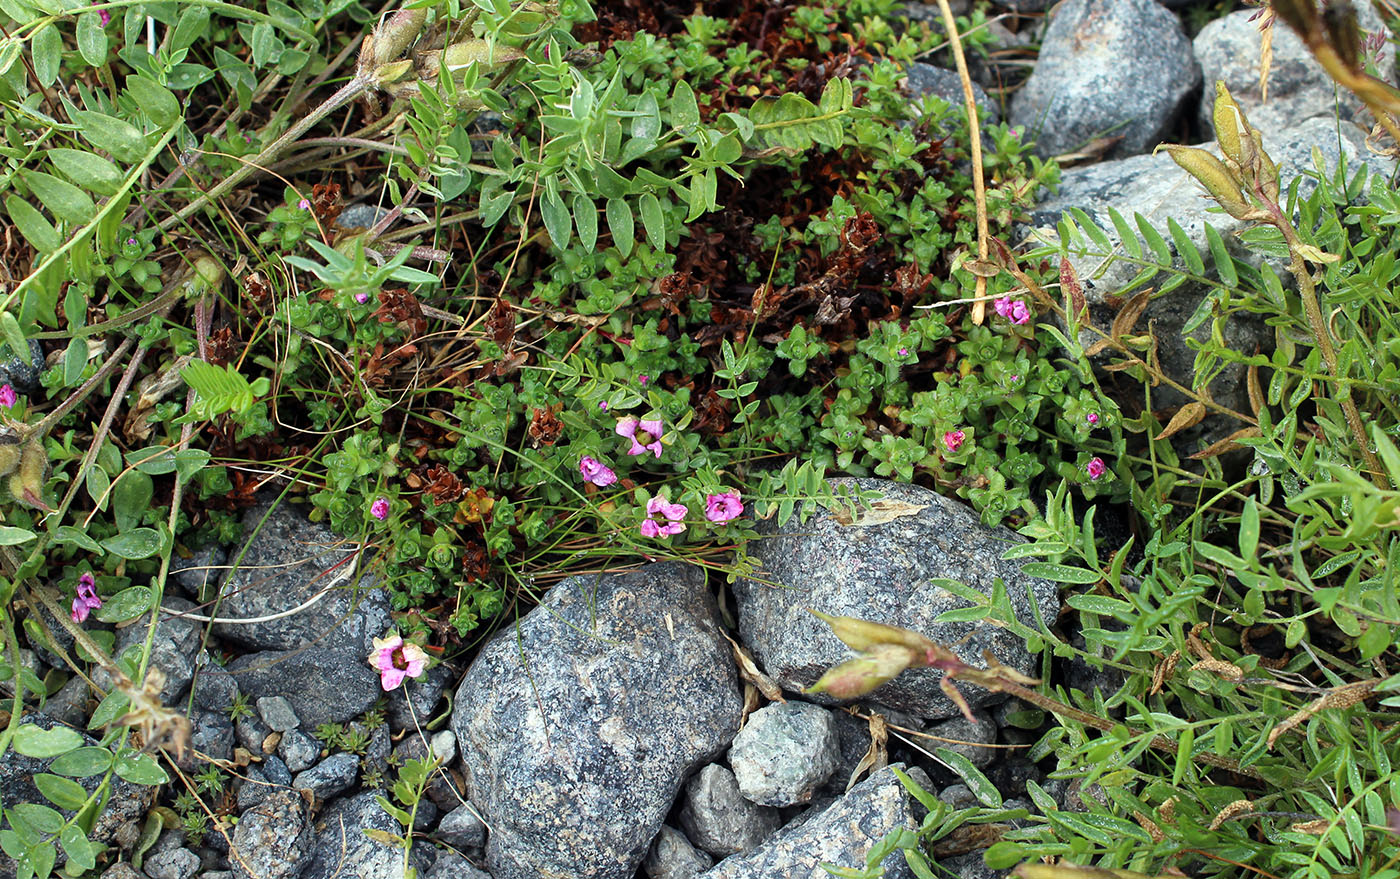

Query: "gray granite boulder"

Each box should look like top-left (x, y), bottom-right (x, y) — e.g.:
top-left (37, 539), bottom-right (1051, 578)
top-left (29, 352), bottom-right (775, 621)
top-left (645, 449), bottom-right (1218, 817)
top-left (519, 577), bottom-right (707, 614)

top-left (226, 647), bottom-right (379, 728)
top-left (213, 499), bottom-right (390, 654)
top-left (677, 764), bottom-right (783, 857)
top-left (92, 597), bottom-right (201, 705)
top-left (302, 792), bottom-right (433, 879)
top-left (699, 766), bottom-right (919, 879)
top-left (1019, 115), bottom-right (1391, 426)
top-left (1194, 5), bottom-right (1393, 135)
top-left (452, 562), bottom-right (743, 879)
top-left (925, 709), bottom-right (998, 769)
top-left (143, 847), bottom-right (200, 879)
top-left (230, 788), bottom-right (312, 879)
top-left (728, 702), bottom-right (840, 807)
top-left (1010, 0), bottom-right (1199, 158)
top-left (436, 803), bottom-right (487, 850)
top-left (425, 849), bottom-right (492, 879)
top-left (905, 63), bottom-right (999, 124)
top-left (293, 752), bottom-right (360, 800)
top-left (647, 826), bottom-right (715, 879)
top-left (733, 479), bottom-right (1059, 719)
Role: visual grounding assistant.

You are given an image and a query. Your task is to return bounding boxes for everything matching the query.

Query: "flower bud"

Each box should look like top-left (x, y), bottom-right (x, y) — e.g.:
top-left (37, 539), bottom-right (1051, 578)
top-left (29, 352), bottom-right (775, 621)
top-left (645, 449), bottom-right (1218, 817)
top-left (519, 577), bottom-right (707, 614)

top-left (359, 8), bottom-right (428, 73)
top-left (7, 439), bottom-right (48, 510)
top-left (806, 644), bottom-right (918, 700)
top-left (1157, 145), bottom-right (1254, 219)
top-left (1212, 81), bottom-right (1246, 167)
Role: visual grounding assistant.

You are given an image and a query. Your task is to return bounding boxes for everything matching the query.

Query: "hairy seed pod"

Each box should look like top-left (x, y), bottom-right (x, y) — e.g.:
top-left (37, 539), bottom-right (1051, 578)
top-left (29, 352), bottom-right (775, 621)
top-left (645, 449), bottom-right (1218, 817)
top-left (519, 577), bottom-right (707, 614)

top-left (1212, 81), bottom-right (1246, 166)
top-left (1270, 0), bottom-right (1321, 37)
top-left (806, 644), bottom-right (918, 700)
top-left (359, 8), bottom-right (428, 73)
top-left (8, 439), bottom-right (48, 510)
top-left (1323, 0), bottom-right (1361, 70)
top-left (1249, 128), bottom-right (1281, 202)
top-left (0, 432), bottom-right (21, 478)
top-left (808, 609), bottom-right (936, 654)
top-left (1158, 145), bottom-right (1253, 219)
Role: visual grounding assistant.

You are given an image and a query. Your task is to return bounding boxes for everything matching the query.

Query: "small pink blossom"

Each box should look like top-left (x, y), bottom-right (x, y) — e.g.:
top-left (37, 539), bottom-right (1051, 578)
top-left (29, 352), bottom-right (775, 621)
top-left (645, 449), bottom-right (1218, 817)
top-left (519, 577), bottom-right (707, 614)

top-left (898, 347), bottom-right (909, 357)
top-left (1086, 412), bottom-right (1100, 425)
top-left (638, 375), bottom-right (649, 385)
top-left (1085, 457), bottom-right (1107, 481)
top-left (943, 429), bottom-right (965, 454)
top-left (994, 297), bottom-right (1031, 325)
top-left (355, 292), bottom-right (370, 304)
top-left (579, 455), bottom-right (617, 487)
top-left (704, 491), bottom-right (743, 523)
top-left (368, 633), bottom-right (429, 691)
top-left (640, 496), bottom-right (687, 538)
top-left (599, 401), bottom-right (608, 411)
top-left (0, 385), bottom-right (16, 408)
top-left (298, 198), bottom-right (312, 210)
top-left (71, 573), bottom-right (101, 623)
top-left (616, 416), bottom-right (664, 458)
top-left (370, 497), bottom-right (390, 520)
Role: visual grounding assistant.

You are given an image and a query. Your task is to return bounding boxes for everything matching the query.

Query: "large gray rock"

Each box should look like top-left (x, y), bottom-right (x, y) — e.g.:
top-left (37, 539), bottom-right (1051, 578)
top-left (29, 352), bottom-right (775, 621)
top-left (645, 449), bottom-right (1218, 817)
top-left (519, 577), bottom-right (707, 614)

top-left (1194, 5), bottom-right (1394, 135)
top-left (213, 499), bottom-right (390, 654)
top-left (230, 789), bottom-right (312, 879)
top-left (677, 764), bottom-right (783, 858)
top-left (302, 792), bottom-right (433, 879)
top-left (699, 766), bottom-right (919, 879)
top-left (728, 702), bottom-right (840, 807)
top-left (733, 479), bottom-right (1059, 719)
top-left (1010, 0), bottom-right (1199, 158)
top-left (1019, 115), bottom-right (1391, 425)
top-left (293, 752), bottom-right (360, 800)
top-left (226, 648), bottom-right (379, 728)
top-left (452, 562), bottom-right (743, 879)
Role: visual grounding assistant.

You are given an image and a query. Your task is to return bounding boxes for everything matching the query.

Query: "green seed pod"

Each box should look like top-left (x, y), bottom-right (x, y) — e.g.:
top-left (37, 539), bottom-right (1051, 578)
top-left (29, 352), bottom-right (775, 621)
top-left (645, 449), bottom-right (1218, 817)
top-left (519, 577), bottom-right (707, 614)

top-left (1212, 81), bottom-right (1246, 166)
top-left (7, 439), bottom-right (49, 510)
top-left (1323, 0), bottom-right (1361, 71)
top-left (1157, 144), bottom-right (1253, 219)
top-left (808, 609), bottom-right (935, 654)
top-left (806, 644), bottom-right (918, 701)
top-left (359, 8), bottom-right (428, 73)
top-left (1249, 127), bottom-right (1281, 202)
top-left (0, 432), bottom-right (21, 478)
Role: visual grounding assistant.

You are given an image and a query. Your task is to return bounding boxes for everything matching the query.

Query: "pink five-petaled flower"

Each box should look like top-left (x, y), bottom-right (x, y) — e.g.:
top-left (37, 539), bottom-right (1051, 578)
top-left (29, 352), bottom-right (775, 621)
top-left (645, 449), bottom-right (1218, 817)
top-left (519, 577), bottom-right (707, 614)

top-left (71, 573), bottom-right (101, 623)
top-left (370, 497), bottom-right (390, 520)
top-left (640, 496), bottom-right (687, 538)
top-left (298, 198), bottom-right (312, 210)
top-left (616, 416), bottom-right (664, 458)
top-left (579, 455), bottom-right (617, 487)
top-left (0, 385), bottom-right (16, 408)
top-left (943, 429), bottom-right (966, 454)
top-left (1086, 412), bottom-right (1100, 425)
top-left (994, 297), bottom-right (1031, 325)
top-left (355, 292), bottom-right (370, 304)
top-left (1086, 457), bottom-right (1107, 481)
top-left (705, 491), bottom-right (743, 523)
top-left (368, 633), bottom-right (429, 691)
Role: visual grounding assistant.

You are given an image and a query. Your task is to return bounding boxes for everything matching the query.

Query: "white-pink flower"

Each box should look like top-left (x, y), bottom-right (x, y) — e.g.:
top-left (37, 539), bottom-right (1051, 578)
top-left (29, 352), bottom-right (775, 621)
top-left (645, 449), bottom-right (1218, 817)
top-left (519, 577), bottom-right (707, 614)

top-left (640, 496), bottom-right (687, 538)
top-left (704, 492), bottom-right (743, 523)
top-left (579, 455), bottom-right (617, 487)
top-left (368, 633), bottom-right (429, 691)
top-left (616, 416), bottom-right (664, 458)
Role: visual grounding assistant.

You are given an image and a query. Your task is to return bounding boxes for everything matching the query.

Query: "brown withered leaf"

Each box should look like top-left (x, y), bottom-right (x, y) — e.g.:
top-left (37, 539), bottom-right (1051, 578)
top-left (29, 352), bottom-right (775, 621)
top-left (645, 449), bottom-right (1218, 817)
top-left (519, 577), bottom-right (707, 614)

top-left (1267, 678), bottom-right (1379, 749)
top-left (1247, 361), bottom-right (1265, 417)
top-left (844, 712), bottom-right (888, 793)
top-left (831, 499), bottom-right (929, 527)
top-left (1187, 426), bottom-right (1262, 460)
top-left (423, 465), bottom-right (465, 505)
top-left (527, 406), bottom-right (563, 447)
top-left (1153, 402), bottom-right (1207, 440)
top-left (930, 823), bottom-right (1010, 857)
top-left (1060, 256), bottom-right (1086, 321)
top-left (1148, 650), bottom-right (1180, 696)
top-left (486, 297), bottom-right (515, 348)
top-left (722, 632), bottom-right (784, 703)
top-left (1209, 799), bottom-right (1255, 830)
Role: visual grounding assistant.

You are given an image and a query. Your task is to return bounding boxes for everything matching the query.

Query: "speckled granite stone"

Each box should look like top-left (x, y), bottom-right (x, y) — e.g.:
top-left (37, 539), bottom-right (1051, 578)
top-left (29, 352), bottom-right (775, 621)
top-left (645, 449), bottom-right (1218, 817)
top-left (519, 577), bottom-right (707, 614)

top-left (733, 479), bottom-right (1059, 719)
top-left (452, 562), bottom-right (743, 879)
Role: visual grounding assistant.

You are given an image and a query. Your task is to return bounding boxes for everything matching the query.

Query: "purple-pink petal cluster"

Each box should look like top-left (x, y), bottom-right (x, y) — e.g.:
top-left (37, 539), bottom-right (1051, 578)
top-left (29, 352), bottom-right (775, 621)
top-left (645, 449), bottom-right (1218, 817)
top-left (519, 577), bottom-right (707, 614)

top-left (368, 633), bottom-right (429, 691)
top-left (994, 297), bottom-right (1031, 325)
top-left (370, 497), bottom-right (390, 520)
top-left (1086, 412), bottom-right (1100, 425)
top-left (943, 429), bottom-right (966, 454)
top-left (640, 496), bottom-right (687, 538)
top-left (0, 385), bottom-right (16, 408)
top-left (704, 491), bottom-right (743, 523)
top-left (579, 455), bottom-right (617, 487)
top-left (1085, 457), bottom-right (1107, 481)
top-left (616, 416), bottom-right (664, 458)
top-left (71, 573), bottom-right (101, 623)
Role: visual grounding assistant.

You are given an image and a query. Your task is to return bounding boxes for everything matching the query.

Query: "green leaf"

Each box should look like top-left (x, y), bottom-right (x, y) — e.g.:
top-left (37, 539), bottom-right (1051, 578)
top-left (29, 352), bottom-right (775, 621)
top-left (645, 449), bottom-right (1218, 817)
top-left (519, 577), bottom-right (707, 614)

top-left (1239, 497), bottom-right (1259, 558)
top-left (174, 449), bottom-right (210, 481)
top-left (1169, 217), bottom-right (1203, 274)
top-left (31, 22), bottom-right (59, 87)
top-left (62, 335), bottom-right (87, 386)
top-left (539, 187), bottom-right (571, 250)
top-left (113, 750), bottom-right (168, 785)
top-left (100, 528), bottom-right (161, 560)
top-left (87, 690), bottom-right (129, 730)
top-left (631, 91), bottom-right (660, 140)
top-left (48, 747), bottom-right (113, 778)
top-left (605, 197), bottom-right (633, 258)
top-left (573, 193), bottom-right (597, 252)
top-left (49, 148), bottom-right (124, 197)
top-left (0, 526), bottom-right (36, 546)
top-left (35, 774), bottom-right (89, 811)
top-left (1135, 213), bottom-right (1171, 265)
top-left (20, 170), bottom-right (96, 226)
top-left (6, 196), bottom-right (61, 253)
top-left (92, 585), bottom-right (151, 623)
top-left (638, 192), bottom-right (665, 251)
top-left (1204, 222), bottom-right (1237, 287)
top-left (111, 470), bottom-right (153, 533)
top-left (124, 76), bottom-right (180, 128)
top-left (670, 80), bottom-right (700, 129)
top-left (935, 747), bottom-right (1002, 808)
top-left (51, 525), bottom-right (101, 553)
top-left (86, 464), bottom-right (110, 511)
top-left (1019, 561), bottom-right (1101, 584)
top-left (59, 824), bottom-right (95, 871)
top-left (126, 446), bottom-right (178, 475)
top-left (76, 12), bottom-right (108, 66)
top-left (0, 311), bottom-right (27, 359)
top-left (12, 724), bottom-right (83, 759)
top-left (1107, 207), bottom-right (1141, 259)
top-left (72, 110), bottom-right (148, 163)
top-left (11, 803), bottom-right (61, 834)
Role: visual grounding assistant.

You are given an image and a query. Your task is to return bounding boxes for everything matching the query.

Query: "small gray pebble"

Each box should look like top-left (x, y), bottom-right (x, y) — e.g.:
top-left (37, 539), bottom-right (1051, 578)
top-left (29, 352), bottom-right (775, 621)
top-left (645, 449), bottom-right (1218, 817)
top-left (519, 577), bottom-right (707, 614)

top-left (435, 803), bottom-right (487, 850)
top-left (262, 754), bottom-right (292, 786)
top-left (292, 752), bottom-right (360, 800)
top-left (235, 715), bottom-right (273, 756)
top-left (101, 865), bottom-right (143, 879)
top-left (237, 768), bottom-right (274, 814)
top-left (257, 696), bottom-right (300, 732)
top-left (142, 847), bottom-right (200, 879)
top-left (645, 825), bottom-right (713, 879)
top-left (413, 800), bottom-right (440, 832)
top-left (278, 729), bottom-right (320, 773)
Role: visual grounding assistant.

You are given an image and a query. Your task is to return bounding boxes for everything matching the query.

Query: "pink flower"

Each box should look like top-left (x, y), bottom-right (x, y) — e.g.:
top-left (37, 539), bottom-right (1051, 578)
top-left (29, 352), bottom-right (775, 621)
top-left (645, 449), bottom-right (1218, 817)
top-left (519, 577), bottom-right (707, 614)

top-left (368, 633), bottom-right (429, 691)
top-left (579, 456), bottom-right (617, 487)
top-left (898, 347), bottom-right (909, 357)
top-left (0, 385), bottom-right (16, 407)
top-left (638, 375), bottom-right (649, 386)
top-left (943, 429), bottom-right (965, 454)
top-left (616, 416), bottom-right (664, 458)
top-left (370, 497), bottom-right (390, 520)
top-left (994, 297), bottom-right (1031, 325)
top-left (298, 198), bottom-right (312, 210)
top-left (1085, 457), bottom-right (1107, 481)
top-left (705, 492), bottom-right (743, 523)
top-left (1086, 412), bottom-right (1100, 425)
top-left (71, 573), bottom-right (101, 623)
top-left (599, 401), bottom-right (608, 411)
top-left (355, 292), bottom-right (370, 304)
top-left (640, 496), bottom-right (687, 538)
